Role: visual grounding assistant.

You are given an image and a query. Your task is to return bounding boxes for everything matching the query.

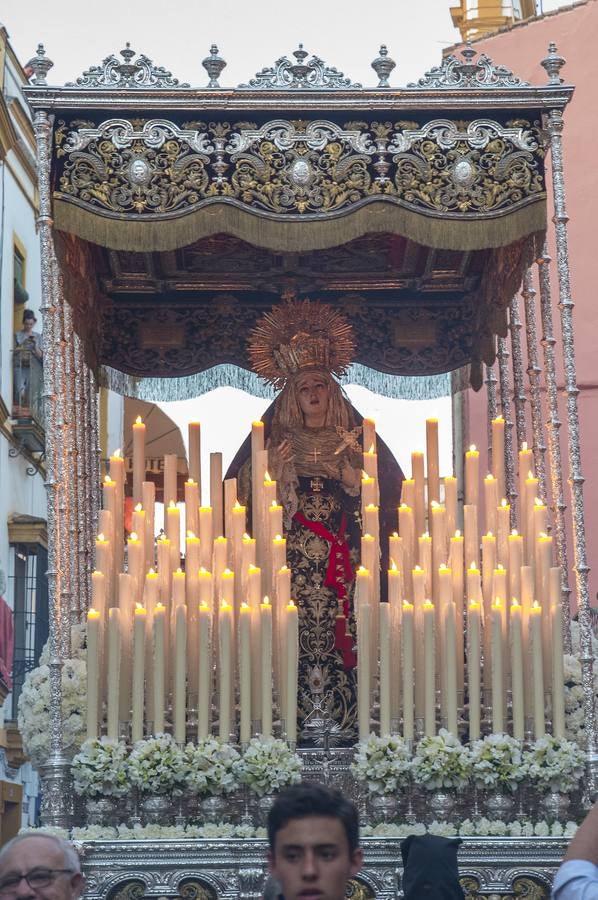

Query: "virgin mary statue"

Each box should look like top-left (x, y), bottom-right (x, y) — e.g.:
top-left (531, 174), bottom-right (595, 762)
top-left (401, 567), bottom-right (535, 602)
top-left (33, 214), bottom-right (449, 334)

top-left (231, 297), bottom-right (403, 746)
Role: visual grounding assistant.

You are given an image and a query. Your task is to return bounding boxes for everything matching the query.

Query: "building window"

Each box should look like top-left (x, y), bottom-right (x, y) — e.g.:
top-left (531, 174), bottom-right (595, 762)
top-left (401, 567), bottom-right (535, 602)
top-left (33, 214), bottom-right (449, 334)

top-left (8, 543), bottom-right (48, 720)
top-left (13, 244), bottom-right (28, 307)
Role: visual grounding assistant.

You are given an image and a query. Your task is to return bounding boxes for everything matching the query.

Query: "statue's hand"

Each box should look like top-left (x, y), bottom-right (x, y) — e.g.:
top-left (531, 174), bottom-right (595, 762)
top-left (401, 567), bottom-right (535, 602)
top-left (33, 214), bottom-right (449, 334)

top-left (276, 438), bottom-right (295, 464)
top-left (340, 460), bottom-right (360, 490)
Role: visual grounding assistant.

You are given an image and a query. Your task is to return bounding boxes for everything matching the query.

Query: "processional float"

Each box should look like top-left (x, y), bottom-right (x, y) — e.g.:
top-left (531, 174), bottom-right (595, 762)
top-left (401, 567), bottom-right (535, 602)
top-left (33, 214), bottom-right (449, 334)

top-left (22, 36), bottom-right (594, 898)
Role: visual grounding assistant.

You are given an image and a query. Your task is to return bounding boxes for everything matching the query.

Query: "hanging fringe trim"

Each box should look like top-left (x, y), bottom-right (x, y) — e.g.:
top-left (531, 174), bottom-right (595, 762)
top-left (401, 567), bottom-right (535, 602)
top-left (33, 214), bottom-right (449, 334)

top-left (54, 196), bottom-right (547, 255)
top-left (100, 363), bottom-right (451, 402)
top-left (341, 365), bottom-right (451, 400)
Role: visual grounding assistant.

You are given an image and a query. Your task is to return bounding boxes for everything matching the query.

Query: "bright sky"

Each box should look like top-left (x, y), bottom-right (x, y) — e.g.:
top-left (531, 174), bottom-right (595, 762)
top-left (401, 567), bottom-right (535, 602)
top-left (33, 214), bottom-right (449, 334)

top-left (3, 0), bottom-right (566, 88)
top-left (2, 0), bottom-right (567, 490)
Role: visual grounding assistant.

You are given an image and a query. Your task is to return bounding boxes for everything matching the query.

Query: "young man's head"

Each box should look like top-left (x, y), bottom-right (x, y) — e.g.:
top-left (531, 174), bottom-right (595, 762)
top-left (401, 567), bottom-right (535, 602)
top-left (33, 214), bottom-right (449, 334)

top-left (21, 310), bottom-right (37, 332)
top-left (267, 782), bottom-right (363, 900)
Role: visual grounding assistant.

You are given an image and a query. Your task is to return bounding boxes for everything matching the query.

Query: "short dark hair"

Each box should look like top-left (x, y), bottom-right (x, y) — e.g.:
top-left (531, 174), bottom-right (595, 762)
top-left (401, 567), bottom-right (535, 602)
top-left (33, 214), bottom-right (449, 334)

top-left (22, 309), bottom-right (36, 322)
top-left (267, 782), bottom-right (359, 854)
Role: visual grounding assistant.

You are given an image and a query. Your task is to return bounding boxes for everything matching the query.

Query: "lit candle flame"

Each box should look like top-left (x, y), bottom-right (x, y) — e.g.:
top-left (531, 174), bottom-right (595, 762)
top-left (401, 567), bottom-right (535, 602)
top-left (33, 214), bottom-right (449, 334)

top-left (129, 532), bottom-right (138, 541)
top-left (135, 416), bottom-right (143, 425)
top-left (97, 533), bottom-right (105, 541)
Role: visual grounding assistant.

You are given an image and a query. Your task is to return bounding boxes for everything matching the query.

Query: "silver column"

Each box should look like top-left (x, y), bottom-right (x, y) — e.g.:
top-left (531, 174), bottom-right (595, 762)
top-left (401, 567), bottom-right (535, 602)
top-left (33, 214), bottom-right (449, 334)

top-left (32, 109), bottom-right (73, 828)
top-left (546, 100), bottom-right (596, 788)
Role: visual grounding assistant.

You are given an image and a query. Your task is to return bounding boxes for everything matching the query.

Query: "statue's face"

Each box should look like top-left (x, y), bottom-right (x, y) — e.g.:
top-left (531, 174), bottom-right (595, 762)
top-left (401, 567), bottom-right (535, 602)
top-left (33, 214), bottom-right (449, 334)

top-left (295, 372), bottom-right (329, 426)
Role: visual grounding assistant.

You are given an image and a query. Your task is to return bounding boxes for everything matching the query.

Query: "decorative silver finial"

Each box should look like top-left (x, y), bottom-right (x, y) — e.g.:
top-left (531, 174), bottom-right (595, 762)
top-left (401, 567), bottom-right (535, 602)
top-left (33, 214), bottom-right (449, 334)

top-left (25, 44), bottom-right (54, 85)
top-left (541, 42), bottom-right (565, 85)
top-left (202, 44), bottom-right (226, 88)
top-left (66, 46), bottom-right (188, 88)
top-left (371, 45), bottom-right (396, 88)
top-left (239, 46), bottom-right (361, 90)
top-left (409, 43), bottom-right (527, 89)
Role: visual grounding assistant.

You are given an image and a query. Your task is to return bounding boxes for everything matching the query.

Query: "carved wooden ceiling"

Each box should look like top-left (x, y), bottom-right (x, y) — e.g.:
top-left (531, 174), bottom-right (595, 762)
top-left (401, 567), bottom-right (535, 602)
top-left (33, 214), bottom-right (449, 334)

top-left (91, 232), bottom-right (489, 380)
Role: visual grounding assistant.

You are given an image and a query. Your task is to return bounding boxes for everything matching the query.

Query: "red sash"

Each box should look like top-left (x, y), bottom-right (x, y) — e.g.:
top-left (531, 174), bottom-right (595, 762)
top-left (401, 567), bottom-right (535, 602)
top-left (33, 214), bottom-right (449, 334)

top-left (292, 511), bottom-right (356, 668)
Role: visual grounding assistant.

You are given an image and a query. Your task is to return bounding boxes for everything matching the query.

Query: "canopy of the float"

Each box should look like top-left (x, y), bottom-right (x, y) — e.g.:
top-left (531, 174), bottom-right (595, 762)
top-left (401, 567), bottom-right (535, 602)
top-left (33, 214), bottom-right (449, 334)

top-left (24, 43), bottom-right (572, 398)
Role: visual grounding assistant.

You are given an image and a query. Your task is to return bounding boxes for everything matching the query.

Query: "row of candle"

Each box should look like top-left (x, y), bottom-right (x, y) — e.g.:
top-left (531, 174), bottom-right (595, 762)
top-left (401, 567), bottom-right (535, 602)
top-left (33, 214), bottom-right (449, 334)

top-left (87, 584), bottom-right (300, 745)
top-left (88, 413), bottom-right (566, 746)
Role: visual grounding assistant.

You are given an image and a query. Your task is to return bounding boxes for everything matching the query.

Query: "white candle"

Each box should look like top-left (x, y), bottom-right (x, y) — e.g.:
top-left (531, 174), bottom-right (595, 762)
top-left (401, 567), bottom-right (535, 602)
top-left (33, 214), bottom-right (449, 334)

top-left (285, 600), bottom-right (299, 744)
top-left (199, 506), bottom-right (213, 569)
top-left (86, 609), bottom-right (101, 740)
top-left (218, 601), bottom-right (232, 741)
top-left (163, 453), bottom-right (178, 508)
top-left (239, 602), bottom-right (252, 744)
top-left (402, 600), bottom-right (415, 740)
top-left (173, 604), bottom-right (187, 743)
top-left (491, 598), bottom-right (504, 734)
top-left (358, 600), bottom-right (371, 740)
top-left (426, 418), bottom-right (440, 513)
top-left (184, 479), bottom-right (200, 541)
top-left (153, 603), bottom-right (166, 734)
top-left (444, 598), bottom-right (458, 735)
top-left (188, 421), bottom-right (202, 497)
top-left (449, 531), bottom-right (464, 692)
top-left (467, 600), bottom-right (481, 740)
top-left (464, 504), bottom-right (479, 569)
top-left (107, 608), bottom-right (121, 740)
top-left (109, 450), bottom-right (125, 574)
top-left (210, 452), bottom-right (224, 538)
top-left (172, 568), bottom-right (186, 608)
top-left (484, 474), bottom-right (498, 536)
top-left (444, 476), bottom-right (458, 538)
top-left (131, 605), bottom-right (146, 743)
top-left (465, 445), bottom-right (480, 507)
top-left (398, 504), bottom-right (415, 578)
top-left (510, 600), bottom-right (525, 740)
top-left (132, 416), bottom-right (146, 504)
top-left (530, 602), bottom-right (545, 737)
top-left (127, 532), bottom-right (143, 601)
top-left (379, 601), bottom-right (391, 736)
top-left (363, 418), bottom-right (377, 453)
top-left (411, 451), bottom-right (426, 538)
top-left (251, 421), bottom-right (265, 541)
top-left (508, 530), bottom-right (523, 607)
top-left (497, 499), bottom-right (510, 568)
top-left (423, 599), bottom-right (436, 736)
top-left (142, 481), bottom-right (155, 567)
top-left (492, 416), bottom-right (505, 501)
top-left (185, 532), bottom-right (201, 579)
top-left (166, 502), bottom-right (181, 573)
top-left (260, 598), bottom-right (273, 737)
top-left (198, 601), bottom-right (211, 739)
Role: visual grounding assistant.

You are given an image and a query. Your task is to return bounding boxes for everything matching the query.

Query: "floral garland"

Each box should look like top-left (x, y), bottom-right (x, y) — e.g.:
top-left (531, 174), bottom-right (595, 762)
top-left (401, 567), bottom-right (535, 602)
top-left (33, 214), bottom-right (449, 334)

top-left (18, 625), bottom-right (87, 765)
top-left (19, 818), bottom-right (578, 843)
top-left (563, 620), bottom-right (598, 748)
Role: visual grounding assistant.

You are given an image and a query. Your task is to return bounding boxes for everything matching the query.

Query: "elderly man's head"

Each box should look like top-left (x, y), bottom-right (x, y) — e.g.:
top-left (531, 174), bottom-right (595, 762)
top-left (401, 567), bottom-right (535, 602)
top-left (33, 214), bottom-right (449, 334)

top-left (0, 834), bottom-right (84, 900)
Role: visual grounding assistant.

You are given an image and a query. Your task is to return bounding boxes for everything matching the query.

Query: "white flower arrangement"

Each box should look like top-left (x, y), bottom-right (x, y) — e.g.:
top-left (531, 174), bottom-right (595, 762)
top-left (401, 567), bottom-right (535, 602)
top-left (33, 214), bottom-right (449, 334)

top-left (351, 733), bottom-right (412, 795)
top-left (523, 735), bottom-right (585, 793)
top-left (469, 733), bottom-right (524, 792)
top-left (72, 738), bottom-right (129, 798)
top-left (234, 737), bottom-right (302, 797)
top-left (411, 729), bottom-right (471, 790)
top-left (127, 733), bottom-right (186, 795)
top-left (184, 737), bottom-right (240, 796)
top-left (18, 627), bottom-right (87, 765)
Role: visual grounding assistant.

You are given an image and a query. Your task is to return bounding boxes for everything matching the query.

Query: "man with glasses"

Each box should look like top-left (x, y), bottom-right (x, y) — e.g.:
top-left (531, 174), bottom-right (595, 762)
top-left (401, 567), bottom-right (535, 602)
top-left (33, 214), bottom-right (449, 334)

top-left (0, 833), bottom-right (84, 900)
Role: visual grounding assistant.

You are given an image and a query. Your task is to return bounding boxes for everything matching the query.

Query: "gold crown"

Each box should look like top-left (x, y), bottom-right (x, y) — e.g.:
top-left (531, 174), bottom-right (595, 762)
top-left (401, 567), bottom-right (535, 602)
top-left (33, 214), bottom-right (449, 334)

top-left (249, 297), bottom-right (355, 388)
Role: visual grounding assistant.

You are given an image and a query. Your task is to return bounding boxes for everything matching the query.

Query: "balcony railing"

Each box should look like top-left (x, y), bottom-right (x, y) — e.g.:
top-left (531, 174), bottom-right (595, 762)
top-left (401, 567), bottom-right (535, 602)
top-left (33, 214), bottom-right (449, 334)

top-left (11, 348), bottom-right (45, 453)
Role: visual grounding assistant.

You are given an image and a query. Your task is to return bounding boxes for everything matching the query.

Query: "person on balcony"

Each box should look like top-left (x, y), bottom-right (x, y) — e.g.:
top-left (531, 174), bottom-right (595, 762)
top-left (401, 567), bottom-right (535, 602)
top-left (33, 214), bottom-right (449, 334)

top-left (15, 309), bottom-right (43, 361)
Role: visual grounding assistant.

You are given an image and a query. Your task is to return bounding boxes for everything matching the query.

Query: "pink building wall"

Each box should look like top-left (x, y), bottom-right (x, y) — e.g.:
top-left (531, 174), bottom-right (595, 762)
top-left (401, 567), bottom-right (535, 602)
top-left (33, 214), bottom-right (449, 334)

top-left (458, 0), bottom-right (598, 608)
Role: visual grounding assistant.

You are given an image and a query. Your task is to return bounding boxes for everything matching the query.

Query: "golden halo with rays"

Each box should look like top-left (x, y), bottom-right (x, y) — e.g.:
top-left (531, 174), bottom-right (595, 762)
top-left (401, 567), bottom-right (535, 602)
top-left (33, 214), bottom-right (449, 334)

top-left (248, 296), bottom-right (355, 389)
